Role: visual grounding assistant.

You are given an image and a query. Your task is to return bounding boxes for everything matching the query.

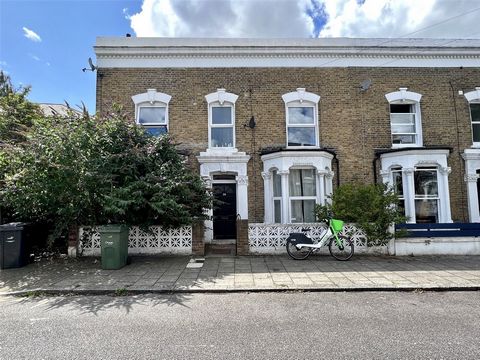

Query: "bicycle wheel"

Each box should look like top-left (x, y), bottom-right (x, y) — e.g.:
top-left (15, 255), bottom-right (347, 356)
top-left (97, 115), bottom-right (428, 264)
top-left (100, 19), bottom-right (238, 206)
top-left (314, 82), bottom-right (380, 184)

top-left (328, 236), bottom-right (354, 261)
top-left (286, 238), bottom-right (312, 260)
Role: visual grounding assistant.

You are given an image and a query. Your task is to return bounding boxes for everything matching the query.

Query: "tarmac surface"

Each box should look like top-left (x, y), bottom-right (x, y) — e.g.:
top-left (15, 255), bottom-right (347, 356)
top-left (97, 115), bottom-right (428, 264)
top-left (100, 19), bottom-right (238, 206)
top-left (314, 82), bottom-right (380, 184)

top-left (1, 255), bottom-right (479, 295)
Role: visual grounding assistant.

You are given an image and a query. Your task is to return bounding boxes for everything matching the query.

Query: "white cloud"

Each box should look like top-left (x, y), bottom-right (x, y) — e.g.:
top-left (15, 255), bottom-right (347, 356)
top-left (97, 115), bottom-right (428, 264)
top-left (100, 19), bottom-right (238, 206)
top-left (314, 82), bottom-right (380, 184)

top-left (29, 54), bottom-right (41, 61)
top-left (22, 26), bottom-right (42, 42)
top-left (128, 0), bottom-right (480, 39)
top-left (129, 0), bottom-right (314, 37)
top-left (319, 0), bottom-right (480, 38)
top-left (0, 60), bottom-right (7, 67)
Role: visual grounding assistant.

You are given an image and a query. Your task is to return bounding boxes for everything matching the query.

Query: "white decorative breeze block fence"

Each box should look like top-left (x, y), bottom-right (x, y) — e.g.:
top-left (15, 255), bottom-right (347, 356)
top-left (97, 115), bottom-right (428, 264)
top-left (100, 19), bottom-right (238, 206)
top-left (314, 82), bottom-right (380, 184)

top-left (79, 226), bottom-right (192, 256)
top-left (248, 223), bottom-right (386, 255)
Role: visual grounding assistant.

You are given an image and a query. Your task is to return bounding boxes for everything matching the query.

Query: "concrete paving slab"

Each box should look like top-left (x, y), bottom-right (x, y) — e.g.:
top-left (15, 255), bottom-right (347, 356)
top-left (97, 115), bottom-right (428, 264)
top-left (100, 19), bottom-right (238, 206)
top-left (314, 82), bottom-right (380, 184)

top-left (1, 255), bottom-right (480, 295)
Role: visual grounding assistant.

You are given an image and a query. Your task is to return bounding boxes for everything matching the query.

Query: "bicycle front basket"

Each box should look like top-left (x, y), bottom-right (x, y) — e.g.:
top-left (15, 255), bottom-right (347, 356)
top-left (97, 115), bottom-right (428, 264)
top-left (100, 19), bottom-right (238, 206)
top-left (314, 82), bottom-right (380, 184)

top-left (330, 219), bottom-right (344, 232)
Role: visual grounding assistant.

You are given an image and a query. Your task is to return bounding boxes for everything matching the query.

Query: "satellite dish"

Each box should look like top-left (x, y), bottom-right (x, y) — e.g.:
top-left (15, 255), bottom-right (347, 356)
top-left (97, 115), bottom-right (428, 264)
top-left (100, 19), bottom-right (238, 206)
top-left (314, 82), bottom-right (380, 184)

top-left (360, 79), bottom-right (372, 91)
top-left (88, 57), bottom-right (96, 71)
top-left (82, 57), bottom-right (97, 72)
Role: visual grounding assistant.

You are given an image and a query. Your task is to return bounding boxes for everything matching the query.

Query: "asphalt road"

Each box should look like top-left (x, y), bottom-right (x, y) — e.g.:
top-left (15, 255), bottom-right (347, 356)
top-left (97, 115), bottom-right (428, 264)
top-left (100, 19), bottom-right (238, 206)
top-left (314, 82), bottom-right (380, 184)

top-left (0, 291), bottom-right (479, 359)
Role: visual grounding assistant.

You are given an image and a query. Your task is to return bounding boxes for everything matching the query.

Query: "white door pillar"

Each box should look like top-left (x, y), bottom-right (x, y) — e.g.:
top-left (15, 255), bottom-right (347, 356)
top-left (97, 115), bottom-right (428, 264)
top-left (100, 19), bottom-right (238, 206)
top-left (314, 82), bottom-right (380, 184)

top-left (236, 175), bottom-right (249, 220)
top-left (279, 170), bottom-right (290, 223)
top-left (261, 171), bottom-right (272, 223)
top-left (465, 173), bottom-right (480, 222)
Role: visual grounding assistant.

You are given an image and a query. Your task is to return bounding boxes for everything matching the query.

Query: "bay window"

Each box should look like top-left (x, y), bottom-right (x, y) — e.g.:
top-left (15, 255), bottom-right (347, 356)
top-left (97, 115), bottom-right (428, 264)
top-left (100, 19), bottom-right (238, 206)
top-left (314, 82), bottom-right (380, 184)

top-left (380, 149), bottom-right (451, 224)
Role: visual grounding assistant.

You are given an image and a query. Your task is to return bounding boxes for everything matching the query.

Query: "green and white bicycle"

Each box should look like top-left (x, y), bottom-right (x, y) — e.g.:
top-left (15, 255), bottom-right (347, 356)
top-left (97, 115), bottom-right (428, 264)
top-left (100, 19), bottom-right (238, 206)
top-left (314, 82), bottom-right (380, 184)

top-left (286, 218), bottom-right (354, 261)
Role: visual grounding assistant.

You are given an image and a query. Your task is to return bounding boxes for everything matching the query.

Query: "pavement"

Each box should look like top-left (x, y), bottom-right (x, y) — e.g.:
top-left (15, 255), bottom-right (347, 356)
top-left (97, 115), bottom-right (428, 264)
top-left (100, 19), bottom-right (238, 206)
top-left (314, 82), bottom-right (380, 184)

top-left (1, 255), bottom-right (480, 295)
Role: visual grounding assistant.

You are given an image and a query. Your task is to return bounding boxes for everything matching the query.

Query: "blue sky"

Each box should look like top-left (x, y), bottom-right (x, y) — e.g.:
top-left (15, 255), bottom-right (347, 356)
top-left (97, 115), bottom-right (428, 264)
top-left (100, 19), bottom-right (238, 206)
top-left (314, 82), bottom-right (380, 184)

top-left (1, 0), bottom-right (478, 113)
top-left (0, 0), bottom-right (142, 113)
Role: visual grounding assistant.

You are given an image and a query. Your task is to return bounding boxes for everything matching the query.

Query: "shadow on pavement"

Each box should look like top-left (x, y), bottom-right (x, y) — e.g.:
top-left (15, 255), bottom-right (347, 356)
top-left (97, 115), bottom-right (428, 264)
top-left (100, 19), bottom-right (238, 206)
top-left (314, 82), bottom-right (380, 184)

top-left (13, 293), bottom-right (192, 316)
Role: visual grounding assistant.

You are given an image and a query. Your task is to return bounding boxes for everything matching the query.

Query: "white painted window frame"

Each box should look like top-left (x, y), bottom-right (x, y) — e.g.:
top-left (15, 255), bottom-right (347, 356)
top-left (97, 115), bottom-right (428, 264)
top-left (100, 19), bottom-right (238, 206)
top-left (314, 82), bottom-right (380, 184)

top-left (288, 167), bottom-right (318, 223)
top-left (131, 89), bottom-right (172, 134)
top-left (205, 89), bottom-right (238, 150)
top-left (391, 166), bottom-right (405, 216)
top-left (271, 170), bottom-right (283, 224)
top-left (413, 166), bottom-right (441, 223)
top-left (282, 88), bottom-right (320, 149)
top-left (385, 87), bottom-right (423, 148)
top-left (465, 87), bottom-right (480, 148)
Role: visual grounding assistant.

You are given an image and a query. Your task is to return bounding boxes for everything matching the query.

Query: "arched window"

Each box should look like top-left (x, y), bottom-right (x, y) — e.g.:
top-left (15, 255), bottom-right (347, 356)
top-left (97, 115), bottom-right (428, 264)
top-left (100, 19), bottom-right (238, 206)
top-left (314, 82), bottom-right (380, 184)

top-left (282, 88), bottom-right (320, 148)
top-left (385, 88), bottom-right (423, 147)
top-left (131, 89), bottom-right (171, 136)
top-left (205, 89), bottom-right (238, 149)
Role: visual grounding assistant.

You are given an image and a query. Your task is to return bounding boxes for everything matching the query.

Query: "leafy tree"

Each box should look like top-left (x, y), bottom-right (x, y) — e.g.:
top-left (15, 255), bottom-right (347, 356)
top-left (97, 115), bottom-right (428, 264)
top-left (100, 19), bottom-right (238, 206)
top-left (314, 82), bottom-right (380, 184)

top-left (315, 183), bottom-right (406, 246)
top-left (0, 106), bottom-right (212, 240)
top-left (0, 71), bottom-right (41, 144)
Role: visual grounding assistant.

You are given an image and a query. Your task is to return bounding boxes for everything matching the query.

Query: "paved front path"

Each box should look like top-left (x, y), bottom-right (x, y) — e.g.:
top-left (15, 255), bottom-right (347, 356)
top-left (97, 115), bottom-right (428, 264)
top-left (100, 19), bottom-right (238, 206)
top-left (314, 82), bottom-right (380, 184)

top-left (1, 255), bottom-right (480, 294)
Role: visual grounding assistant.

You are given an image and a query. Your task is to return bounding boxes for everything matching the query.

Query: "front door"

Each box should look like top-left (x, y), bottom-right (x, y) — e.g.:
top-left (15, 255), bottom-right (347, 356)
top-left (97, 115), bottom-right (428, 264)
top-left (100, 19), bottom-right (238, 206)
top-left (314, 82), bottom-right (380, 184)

top-left (213, 183), bottom-right (237, 240)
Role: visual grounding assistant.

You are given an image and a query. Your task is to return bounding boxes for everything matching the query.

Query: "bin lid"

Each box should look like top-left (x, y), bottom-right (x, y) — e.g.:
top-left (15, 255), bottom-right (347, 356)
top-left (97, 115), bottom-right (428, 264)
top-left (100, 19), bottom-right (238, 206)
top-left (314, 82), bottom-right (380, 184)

top-left (0, 222), bottom-right (27, 230)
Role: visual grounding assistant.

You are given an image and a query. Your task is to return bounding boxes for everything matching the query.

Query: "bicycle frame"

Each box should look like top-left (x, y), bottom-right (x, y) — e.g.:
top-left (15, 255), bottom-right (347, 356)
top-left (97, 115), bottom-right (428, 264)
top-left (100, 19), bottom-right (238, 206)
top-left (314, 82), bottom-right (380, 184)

top-left (294, 220), bottom-right (342, 250)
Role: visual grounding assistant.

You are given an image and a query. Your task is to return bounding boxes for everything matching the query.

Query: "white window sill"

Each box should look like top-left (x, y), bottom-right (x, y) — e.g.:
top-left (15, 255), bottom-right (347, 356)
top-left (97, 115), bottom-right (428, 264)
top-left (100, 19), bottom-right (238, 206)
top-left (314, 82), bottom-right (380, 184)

top-left (286, 146), bottom-right (321, 150)
top-left (205, 147), bottom-right (238, 155)
top-left (391, 143), bottom-right (422, 149)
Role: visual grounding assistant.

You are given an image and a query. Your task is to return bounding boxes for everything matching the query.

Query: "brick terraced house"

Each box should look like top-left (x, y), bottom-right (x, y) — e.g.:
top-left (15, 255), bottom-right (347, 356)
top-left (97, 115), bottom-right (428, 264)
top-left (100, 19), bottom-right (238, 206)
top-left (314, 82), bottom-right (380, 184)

top-left (92, 37), bottom-right (480, 256)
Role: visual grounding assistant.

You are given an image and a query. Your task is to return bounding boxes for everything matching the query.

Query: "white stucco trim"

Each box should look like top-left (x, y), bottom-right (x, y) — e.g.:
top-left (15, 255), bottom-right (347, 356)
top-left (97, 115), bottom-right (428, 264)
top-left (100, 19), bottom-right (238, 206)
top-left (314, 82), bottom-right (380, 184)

top-left (464, 87), bottom-right (480, 103)
top-left (95, 37), bottom-right (480, 69)
top-left (380, 149), bottom-right (452, 223)
top-left (462, 149), bottom-right (480, 222)
top-left (132, 88), bottom-right (172, 106)
top-left (261, 151), bottom-right (334, 224)
top-left (385, 87), bottom-right (423, 148)
top-left (385, 88), bottom-right (422, 103)
top-left (197, 151), bottom-right (250, 242)
top-left (282, 88), bottom-right (320, 104)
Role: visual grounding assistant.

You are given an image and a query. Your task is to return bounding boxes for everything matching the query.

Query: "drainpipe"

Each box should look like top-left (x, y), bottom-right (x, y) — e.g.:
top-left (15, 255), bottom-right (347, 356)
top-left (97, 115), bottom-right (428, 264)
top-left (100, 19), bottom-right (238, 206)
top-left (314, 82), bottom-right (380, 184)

top-left (333, 153), bottom-right (340, 188)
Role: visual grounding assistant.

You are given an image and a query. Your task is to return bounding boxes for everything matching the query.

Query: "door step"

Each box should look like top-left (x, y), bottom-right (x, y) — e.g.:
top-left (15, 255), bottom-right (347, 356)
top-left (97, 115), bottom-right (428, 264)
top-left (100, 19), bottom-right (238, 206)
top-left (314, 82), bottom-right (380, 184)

top-left (205, 243), bottom-right (237, 256)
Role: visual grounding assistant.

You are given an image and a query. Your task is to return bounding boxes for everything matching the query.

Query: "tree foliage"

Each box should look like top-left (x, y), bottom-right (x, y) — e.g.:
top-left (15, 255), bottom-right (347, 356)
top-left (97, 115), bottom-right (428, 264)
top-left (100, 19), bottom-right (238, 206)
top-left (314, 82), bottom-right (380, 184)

top-left (315, 183), bottom-right (406, 246)
top-left (0, 71), bottom-right (41, 144)
top-left (0, 101), bottom-right (212, 239)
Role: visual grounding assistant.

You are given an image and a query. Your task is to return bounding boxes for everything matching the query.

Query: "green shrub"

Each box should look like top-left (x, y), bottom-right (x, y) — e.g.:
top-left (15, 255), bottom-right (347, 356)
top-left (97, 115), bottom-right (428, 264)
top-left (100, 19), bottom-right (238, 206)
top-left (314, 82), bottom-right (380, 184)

top-left (315, 183), bottom-right (406, 246)
top-left (0, 103), bottom-right (212, 241)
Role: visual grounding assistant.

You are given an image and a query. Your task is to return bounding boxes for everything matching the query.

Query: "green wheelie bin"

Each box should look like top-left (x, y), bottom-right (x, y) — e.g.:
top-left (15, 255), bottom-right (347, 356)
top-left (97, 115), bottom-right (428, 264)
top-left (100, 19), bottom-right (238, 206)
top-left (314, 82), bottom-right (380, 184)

top-left (99, 225), bottom-right (129, 270)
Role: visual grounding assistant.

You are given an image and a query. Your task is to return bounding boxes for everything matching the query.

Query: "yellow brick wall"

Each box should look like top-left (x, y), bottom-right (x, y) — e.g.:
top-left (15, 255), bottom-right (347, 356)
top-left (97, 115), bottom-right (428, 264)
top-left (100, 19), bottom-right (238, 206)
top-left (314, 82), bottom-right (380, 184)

top-left (96, 67), bottom-right (480, 222)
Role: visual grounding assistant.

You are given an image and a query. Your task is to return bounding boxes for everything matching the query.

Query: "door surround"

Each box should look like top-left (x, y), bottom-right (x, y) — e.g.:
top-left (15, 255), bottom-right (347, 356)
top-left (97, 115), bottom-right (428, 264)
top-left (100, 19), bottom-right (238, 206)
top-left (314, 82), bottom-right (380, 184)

top-left (197, 150), bottom-right (250, 243)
